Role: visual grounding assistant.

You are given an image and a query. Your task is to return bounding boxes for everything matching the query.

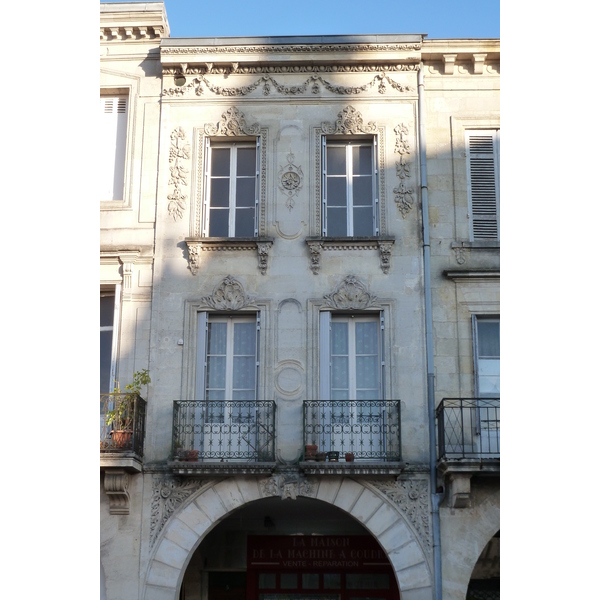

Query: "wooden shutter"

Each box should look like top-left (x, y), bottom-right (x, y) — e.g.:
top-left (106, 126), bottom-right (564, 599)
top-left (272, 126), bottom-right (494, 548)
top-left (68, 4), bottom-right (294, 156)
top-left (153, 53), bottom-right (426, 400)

top-left (100, 95), bottom-right (128, 200)
top-left (466, 130), bottom-right (499, 240)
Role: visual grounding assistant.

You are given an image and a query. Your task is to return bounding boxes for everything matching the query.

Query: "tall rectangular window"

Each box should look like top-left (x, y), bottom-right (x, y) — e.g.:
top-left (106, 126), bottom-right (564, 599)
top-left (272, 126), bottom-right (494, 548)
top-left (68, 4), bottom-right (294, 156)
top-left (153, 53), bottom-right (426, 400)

top-left (466, 130), bottom-right (500, 240)
top-left (100, 95), bottom-right (128, 201)
top-left (204, 141), bottom-right (259, 237)
top-left (100, 289), bottom-right (120, 393)
top-left (473, 316), bottom-right (500, 397)
top-left (322, 138), bottom-right (378, 237)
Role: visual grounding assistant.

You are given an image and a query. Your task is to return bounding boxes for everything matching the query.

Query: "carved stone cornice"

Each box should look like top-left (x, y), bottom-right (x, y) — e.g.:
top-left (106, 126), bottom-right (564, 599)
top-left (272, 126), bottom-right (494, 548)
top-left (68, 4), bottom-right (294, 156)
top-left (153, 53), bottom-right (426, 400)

top-left (305, 237), bottom-right (395, 275)
top-left (163, 73), bottom-right (415, 98)
top-left (100, 3), bottom-right (169, 41)
top-left (369, 477), bottom-right (432, 551)
top-left (150, 476), bottom-right (208, 548)
top-left (393, 123), bottom-right (415, 217)
top-left (185, 239), bottom-right (273, 275)
top-left (167, 127), bottom-right (190, 221)
top-left (198, 275), bottom-right (256, 310)
top-left (323, 275), bottom-right (379, 310)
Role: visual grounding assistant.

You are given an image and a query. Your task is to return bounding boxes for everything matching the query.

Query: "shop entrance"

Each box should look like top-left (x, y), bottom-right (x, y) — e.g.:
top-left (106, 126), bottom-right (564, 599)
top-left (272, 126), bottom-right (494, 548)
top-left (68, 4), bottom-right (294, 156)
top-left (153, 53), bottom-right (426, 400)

top-left (246, 535), bottom-right (399, 600)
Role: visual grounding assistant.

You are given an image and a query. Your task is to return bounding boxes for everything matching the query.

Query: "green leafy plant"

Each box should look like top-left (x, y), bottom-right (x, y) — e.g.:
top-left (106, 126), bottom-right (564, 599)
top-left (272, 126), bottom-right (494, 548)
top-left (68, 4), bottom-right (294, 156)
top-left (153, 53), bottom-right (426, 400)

top-left (106, 369), bottom-right (150, 431)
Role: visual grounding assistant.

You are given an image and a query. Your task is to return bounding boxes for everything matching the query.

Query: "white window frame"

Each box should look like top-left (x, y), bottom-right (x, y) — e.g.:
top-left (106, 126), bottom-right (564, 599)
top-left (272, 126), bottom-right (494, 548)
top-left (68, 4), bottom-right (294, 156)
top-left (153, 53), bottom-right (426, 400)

top-left (100, 285), bottom-right (121, 394)
top-left (203, 139), bottom-right (260, 238)
top-left (100, 94), bottom-right (129, 202)
top-left (195, 313), bottom-right (260, 402)
top-left (321, 136), bottom-right (379, 237)
top-left (319, 311), bottom-right (385, 401)
top-left (466, 129), bottom-right (500, 241)
top-left (472, 315), bottom-right (500, 398)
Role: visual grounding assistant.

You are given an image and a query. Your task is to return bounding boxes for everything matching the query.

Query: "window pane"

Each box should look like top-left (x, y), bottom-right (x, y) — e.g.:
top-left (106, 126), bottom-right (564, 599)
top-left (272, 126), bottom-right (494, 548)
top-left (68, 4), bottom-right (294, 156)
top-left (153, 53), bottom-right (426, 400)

top-left (324, 574), bottom-right (341, 589)
top-left (208, 209), bottom-right (229, 237)
top-left (327, 146), bottom-right (346, 175)
top-left (353, 206), bottom-right (373, 236)
top-left (100, 295), bottom-right (115, 326)
top-left (327, 207), bottom-right (347, 236)
top-left (235, 208), bottom-right (255, 237)
top-left (327, 177), bottom-right (347, 207)
top-left (211, 148), bottom-right (230, 176)
top-left (478, 321), bottom-right (500, 357)
top-left (281, 574), bottom-right (297, 589)
top-left (234, 322), bottom-right (256, 354)
top-left (353, 145), bottom-right (373, 175)
top-left (209, 179), bottom-right (230, 207)
top-left (206, 355), bottom-right (226, 389)
top-left (331, 322), bottom-right (349, 353)
top-left (100, 330), bottom-right (113, 393)
top-left (355, 321), bottom-right (378, 354)
top-left (302, 574), bottom-right (319, 589)
top-left (259, 573), bottom-right (276, 589)
top-left (236, 147), bottom-right (256, 176)
top-left (352, 175), bottom-right (373, 207)
top-left (356, 355), bottom-right (379, 389)
top-left (346, 573), bottom-right (389, 590)
top-left (331, 356), bottom-right (349, 390)
top-left (207, 322), bottom-right (227, 354)
top-left (236, 178), bottom-right (255, 207)
top-left (232, 356), bottom-right (256, 389)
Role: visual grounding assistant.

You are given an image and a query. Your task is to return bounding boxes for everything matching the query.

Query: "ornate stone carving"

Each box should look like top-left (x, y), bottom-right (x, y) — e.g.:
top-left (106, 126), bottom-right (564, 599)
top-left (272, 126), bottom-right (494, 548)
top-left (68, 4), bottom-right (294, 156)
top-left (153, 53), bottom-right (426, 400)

top-left (150, 476), bottom-right (207, 548)
top-left (323, 276), bottom-right (378, 310)
top-left (164, 64), bottom-right (419, 76)
top-left (257, 242), bottom-right (271, 275)
top-left (104, 469), bottom-right (130, 515)
top-left (371, 477), bottom-right (432, 550)
top-left (204, 107), bottom-right (260, 136)
top-left (199, 275), bottom-right (255, 310)
top-left (167, 127), bottom-right (190, 221)
top-left (453, 246), bottom-right (468, 265)
top-left (306, 240), bottom-right (323, 275)
top-left (185, 239), bottom-right (273, 275)
top-left (260, 472), bottom-right (317, 500)
top-left (278, 152), bottom-right (304, 211)
top-left (161, 42), bottom-right (422, 56)
top-left (393, 123), bottom-right (414, 217)
top-left (321, 105), bottom-right (377, 135)
top-left (378, 240), bottom-right (394, 274)
top-left (163, 73), bottom-right (415, 98)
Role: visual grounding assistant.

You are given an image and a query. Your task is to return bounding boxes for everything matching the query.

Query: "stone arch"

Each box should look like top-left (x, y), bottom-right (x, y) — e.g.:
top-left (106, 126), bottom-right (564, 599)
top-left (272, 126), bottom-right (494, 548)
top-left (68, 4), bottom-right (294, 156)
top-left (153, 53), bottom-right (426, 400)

top-left (440, 486), bottom-right (500, 600)
top-left (143, 476), bottom-right (434, 600)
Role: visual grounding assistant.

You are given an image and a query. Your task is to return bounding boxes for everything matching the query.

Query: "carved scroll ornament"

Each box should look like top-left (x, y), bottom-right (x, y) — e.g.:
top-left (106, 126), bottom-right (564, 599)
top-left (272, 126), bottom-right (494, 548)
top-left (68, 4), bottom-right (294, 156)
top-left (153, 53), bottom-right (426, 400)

top-left (323, 275), bottom-right (378, 310)
top-left (199, 275), bottom-right (255, 310)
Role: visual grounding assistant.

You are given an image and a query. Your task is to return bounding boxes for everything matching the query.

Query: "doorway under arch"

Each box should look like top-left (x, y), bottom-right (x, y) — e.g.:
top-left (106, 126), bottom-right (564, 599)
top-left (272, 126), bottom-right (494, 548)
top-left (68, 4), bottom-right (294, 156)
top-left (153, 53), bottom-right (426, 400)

top-left (466, 530), bottom-right (499, 600)
top-left (144, 476), bottom-right (433, 600)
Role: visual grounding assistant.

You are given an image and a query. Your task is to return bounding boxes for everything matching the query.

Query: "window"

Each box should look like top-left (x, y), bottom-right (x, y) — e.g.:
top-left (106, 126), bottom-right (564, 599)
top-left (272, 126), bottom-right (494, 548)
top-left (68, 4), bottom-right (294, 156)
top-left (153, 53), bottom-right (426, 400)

top-left (203, 140), bottom-right (259, 237)
top-left (196, 314), bottom-right (259, 403)
top-left (319, 313), bottom-right (384, 438)
top-left (100, 95), bottom-right (128, 201)
top-left (466, 130), bottom-right (500, 240)
top-left (100, 289), bottom-right (120, 393)
top-left (322, 138), bottom-right (378, 237)
top-left (473, 316), bottom-right (500, 397)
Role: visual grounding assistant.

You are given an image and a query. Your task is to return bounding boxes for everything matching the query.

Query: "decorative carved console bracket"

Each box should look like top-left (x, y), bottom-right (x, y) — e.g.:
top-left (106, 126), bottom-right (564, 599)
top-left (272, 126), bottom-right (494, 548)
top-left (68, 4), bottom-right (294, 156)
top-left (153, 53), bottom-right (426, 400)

top-left (103, 469), bottom-right (130, 515)
top-left (185, 238), bottom-right (274, 275)
top-left (306, 237), bottom-right (394, 274)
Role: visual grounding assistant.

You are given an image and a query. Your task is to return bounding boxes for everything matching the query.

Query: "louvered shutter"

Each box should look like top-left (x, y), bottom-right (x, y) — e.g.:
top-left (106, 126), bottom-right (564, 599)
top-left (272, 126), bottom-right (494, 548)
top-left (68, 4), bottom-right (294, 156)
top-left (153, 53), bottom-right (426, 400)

top-left (466, 130), bottom-right (499, 240)
top-left (100, 96), bottom-right (128, 200)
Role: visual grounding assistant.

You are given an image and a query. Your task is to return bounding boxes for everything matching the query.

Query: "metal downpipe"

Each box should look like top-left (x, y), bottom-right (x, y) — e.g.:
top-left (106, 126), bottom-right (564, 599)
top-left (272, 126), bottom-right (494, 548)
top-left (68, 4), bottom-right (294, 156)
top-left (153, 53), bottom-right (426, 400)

top-left (417, 63), bottom-right (444, 600)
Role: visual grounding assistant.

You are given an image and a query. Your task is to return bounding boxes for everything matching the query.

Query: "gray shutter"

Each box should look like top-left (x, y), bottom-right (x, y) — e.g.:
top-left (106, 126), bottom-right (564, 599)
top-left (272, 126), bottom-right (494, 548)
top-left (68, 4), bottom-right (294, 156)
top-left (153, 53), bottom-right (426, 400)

top-left (373, 136), bottom-right (379, 236)
top-left (202, 138), bottom-right (211, 237)
top-left (195, 312), bottom-right (208, 400)
top-left (466, 130), bottom-right (499, 240)
top-left (322, 136), bottom-right (328, 236)
top-left (319, 311), bottom-right (331, 400)
top-left (254, 138), bottom-right (260, 237)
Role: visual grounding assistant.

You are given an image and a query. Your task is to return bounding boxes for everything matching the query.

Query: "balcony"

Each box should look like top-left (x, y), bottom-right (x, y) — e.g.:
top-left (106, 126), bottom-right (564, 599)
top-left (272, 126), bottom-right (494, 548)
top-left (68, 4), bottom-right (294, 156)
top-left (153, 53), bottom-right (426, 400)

top-left (170, 400), bottom-right (276, 475)
top-left (100, 393), bottom-right (147, 473)
top-left (302, 400), bottom-right (404, 475)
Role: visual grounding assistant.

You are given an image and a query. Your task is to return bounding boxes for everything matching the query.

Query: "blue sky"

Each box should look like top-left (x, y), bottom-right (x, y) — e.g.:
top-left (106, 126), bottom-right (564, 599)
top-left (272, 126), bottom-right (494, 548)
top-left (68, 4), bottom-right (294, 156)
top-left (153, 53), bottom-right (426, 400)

top-left (102, 0), bottom-right (500, 39)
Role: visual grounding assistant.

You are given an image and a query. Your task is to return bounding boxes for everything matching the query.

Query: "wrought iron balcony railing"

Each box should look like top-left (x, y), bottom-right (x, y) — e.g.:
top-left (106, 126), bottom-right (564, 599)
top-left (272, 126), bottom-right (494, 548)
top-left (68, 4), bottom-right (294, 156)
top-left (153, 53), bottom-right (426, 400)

top-left (100, 393), bottom-right (147, 456)
top-left (436, 398), bottom-right (500, 461)
top-left (172, 400), bottom-right (276, 462)
top-left (303, 400), bottom-right (401, 461)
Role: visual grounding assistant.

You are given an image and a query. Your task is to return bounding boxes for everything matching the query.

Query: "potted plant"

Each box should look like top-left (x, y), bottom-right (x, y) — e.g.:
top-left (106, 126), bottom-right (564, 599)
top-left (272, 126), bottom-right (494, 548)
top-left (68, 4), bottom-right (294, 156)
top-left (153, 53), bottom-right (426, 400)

top-left (327, 451), bottom-right (340, 462)
top-left (345, 452), bottom-right (355, 462)
top-left (105, 369), bottom-right (150, 449)
top-left (305, 444), bottom-right (318, 461)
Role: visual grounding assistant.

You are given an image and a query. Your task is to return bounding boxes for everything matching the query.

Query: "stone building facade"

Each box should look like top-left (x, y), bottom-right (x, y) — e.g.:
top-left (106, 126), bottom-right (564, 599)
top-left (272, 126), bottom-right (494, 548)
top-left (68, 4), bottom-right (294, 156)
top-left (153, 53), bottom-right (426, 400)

top-left (100, 4), bottom-right (499, 600)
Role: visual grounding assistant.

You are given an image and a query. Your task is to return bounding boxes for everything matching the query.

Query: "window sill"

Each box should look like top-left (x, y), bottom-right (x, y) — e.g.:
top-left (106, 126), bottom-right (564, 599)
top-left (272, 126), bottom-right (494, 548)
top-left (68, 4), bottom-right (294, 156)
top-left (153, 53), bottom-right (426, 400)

top-left (100, 200), bottom-right (129, 211)
top-left (185, 237), bottom-right (274, 275)
top-left (305, 236), bottom-right (395, 274)
top-left (451, 240), bottom-right (500, 249)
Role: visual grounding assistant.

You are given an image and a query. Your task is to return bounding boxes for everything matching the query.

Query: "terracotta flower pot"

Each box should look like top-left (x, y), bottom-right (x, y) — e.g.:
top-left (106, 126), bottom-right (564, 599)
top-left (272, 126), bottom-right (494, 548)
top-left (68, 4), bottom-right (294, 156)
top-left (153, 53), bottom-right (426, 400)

top-left (316, 452), bottom-right (327, 462)
top-left (111, 430), bottom-right (132, 449)
top-left (305, 444), bottom-right (318, 461)
top-left (345, 452), bottom-right (355, 462)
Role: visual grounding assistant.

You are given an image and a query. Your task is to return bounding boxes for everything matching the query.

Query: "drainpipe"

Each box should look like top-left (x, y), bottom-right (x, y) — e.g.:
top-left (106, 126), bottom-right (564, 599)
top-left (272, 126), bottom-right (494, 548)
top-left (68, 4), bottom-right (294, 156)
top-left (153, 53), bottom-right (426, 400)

top-left (417, 63), bottom-right (444, 600)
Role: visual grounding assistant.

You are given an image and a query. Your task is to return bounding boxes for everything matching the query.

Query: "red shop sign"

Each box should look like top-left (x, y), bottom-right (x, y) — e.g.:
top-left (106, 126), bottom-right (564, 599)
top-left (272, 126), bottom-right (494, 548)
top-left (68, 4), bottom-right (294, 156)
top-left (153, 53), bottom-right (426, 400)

top-left (247, 535), bottom-right (389, 570)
